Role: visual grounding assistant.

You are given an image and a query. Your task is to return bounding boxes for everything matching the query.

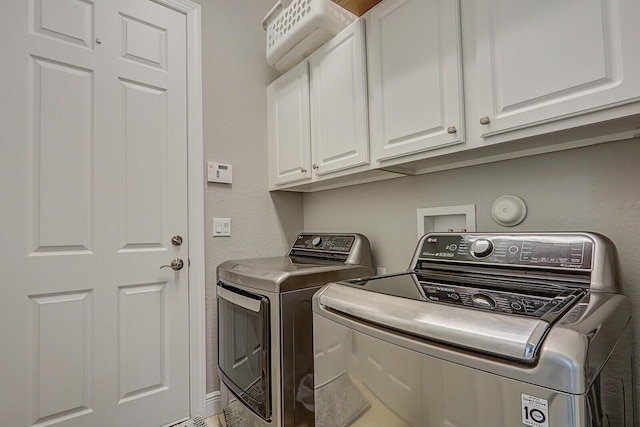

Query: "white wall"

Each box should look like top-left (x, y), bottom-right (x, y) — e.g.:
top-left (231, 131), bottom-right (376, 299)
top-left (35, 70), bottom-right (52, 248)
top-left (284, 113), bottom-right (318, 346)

top-left (196, 0), bottom-right (303, 394)
top-left (304, 137), bottom-right (640, 411)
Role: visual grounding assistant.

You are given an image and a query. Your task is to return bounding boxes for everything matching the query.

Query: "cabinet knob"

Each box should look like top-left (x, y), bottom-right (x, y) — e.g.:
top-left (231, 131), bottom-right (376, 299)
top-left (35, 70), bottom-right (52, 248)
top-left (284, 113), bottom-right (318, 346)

top-left (447, 126), bottom-right (457, 134)
top-left (300, 168), bottom-right (307, 174)
top-left (312, 164), bottom-right (319, 170)
top-left (480, 116), bottom-right (491, 125)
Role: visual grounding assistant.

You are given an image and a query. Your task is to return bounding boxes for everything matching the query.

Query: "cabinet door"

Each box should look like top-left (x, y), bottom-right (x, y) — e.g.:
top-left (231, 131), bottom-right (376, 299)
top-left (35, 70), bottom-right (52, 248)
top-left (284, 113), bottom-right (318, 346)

top-left (367, 0), bottom-right (464, 163)
top-left (267, 60), bottom-right (312, 187)
top-left (475, 0), bottom-right (640, 137)
top-left (309, 20), bottom-right (369, 177)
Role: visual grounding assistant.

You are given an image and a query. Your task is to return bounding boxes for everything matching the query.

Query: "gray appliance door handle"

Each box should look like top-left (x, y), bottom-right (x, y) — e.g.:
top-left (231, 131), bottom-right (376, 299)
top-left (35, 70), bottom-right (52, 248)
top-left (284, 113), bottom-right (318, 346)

top-left (217, 285), bottom-right (262, 312)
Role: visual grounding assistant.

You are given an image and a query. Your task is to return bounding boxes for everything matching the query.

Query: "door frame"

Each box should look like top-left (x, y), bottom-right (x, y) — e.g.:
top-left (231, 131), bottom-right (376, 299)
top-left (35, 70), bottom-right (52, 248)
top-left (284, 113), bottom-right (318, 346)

top-left (160, 0), bottom-right (206, 418)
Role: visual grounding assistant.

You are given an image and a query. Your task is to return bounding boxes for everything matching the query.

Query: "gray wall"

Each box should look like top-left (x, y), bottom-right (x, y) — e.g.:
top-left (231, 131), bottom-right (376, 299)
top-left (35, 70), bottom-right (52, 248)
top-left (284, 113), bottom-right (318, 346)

top-left (197, 0), bottom-right (640, 409)
top-left (197, 0), bottom-right (302, 394)
top-left (304, 137), bottom-right (640, 407)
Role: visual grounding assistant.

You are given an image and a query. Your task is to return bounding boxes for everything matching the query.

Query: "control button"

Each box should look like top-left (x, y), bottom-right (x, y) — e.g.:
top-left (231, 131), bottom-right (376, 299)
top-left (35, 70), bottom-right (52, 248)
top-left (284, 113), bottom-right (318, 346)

top-left (311, 236), bottom-right (323, 247)
top-left (511, 302), bottom-right (523, 311)
top-left (509, 246), bottom-right (519, 254)
top-left (472, 293), bottom-right (496, 310)
top-left (470, 239), bottom-right (494, 258)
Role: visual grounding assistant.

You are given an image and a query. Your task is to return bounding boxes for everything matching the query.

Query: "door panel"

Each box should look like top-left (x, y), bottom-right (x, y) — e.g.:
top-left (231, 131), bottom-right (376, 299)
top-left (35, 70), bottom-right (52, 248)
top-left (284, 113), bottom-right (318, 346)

top-left (367, 0), bottom-right (464, 163)
top-left (29, 57), bottom-right (94, 254)
top-left (117, 283), bottom-right (167, 403)
top-left (475, 0), bottom-right (640, 135)
top-left (120, 81), bottom-right (168, 250)
top-left (267, 60), bottom-right (312, 187)
top-left (31, 291), bottom-right (94, 424)
top-left (32, 0), bottom-right (94, 49)
top-left (0, 1), bottom-right (190, 426)
top-left (309, 20), bottom-right (369, 176)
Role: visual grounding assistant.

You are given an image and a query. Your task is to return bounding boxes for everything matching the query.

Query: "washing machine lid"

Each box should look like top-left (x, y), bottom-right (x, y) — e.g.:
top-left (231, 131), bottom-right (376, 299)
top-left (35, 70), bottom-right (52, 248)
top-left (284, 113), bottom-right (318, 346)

top-left (316, 278), bottom-right (554, 362)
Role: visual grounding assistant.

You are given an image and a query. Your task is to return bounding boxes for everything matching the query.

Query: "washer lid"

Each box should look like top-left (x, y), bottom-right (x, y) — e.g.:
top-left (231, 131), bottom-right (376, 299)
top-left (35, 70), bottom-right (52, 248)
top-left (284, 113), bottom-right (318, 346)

top-left (316, 281), bottom-right (551, 363)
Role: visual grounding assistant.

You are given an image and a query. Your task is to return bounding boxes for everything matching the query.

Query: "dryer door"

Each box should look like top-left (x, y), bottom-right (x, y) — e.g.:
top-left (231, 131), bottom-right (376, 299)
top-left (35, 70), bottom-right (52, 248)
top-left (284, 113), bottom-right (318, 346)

top-left (217, 282), bottom-right (271, 421)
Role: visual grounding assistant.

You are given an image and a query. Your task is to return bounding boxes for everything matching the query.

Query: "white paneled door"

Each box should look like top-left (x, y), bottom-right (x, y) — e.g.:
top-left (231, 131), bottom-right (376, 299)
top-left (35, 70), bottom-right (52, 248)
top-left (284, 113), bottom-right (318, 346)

top-left (1, 1), bottom-right (191, 426)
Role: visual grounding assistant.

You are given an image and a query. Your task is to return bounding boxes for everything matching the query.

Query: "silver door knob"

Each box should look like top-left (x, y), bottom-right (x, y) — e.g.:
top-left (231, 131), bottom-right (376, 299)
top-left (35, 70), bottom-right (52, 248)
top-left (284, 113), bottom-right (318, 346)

top-left (160, 258), bottom-right (184, 271)
top-left (479, 116), bottom-right (491, 125)
top-left (171, 235), bottom-right (183, 246)
top-left (447, 126), bottom-right (457, 134)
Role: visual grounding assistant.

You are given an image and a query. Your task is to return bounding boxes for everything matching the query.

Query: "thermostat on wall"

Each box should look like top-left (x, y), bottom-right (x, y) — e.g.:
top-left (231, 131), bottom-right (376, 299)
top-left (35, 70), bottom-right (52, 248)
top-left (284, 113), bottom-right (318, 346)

top-left (207, 162), bottom-right (232, 184)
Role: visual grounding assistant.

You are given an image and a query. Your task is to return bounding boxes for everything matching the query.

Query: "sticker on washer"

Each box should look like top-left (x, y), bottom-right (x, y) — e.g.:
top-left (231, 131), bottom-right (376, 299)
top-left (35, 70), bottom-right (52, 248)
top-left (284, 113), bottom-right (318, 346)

top-left (521, 394), bottom-right (549, 427)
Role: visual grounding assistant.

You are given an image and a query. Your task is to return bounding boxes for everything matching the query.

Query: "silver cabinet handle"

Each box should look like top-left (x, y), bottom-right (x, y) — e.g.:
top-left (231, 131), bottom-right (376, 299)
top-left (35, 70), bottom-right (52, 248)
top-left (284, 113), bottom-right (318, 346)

top-left (160, 258), bottom-right (184, 271)
top-left (480, 116), bottom-right (491, 125)
top-left (312, 164), bottom-right (319, 170)
top-left (300, 168), bottom-right (307, 174)
top-left (171, 235), bottom-right (183, 246)
top-left (447, 126), bottom-right (457, 134)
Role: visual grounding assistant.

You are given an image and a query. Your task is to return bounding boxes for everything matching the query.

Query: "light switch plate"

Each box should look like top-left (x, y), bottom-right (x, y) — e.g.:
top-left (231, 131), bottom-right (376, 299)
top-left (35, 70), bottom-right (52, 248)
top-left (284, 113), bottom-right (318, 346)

top-left (213, 218), bottom-right (231, 236)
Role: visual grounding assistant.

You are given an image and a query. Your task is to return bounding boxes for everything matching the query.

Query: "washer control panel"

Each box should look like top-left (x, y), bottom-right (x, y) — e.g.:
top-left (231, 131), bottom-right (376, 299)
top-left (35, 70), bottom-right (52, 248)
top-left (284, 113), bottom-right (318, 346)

top-left (419, 233), bottom-right (594, 270)
top-left (420, 282), bottom-right (581, 318)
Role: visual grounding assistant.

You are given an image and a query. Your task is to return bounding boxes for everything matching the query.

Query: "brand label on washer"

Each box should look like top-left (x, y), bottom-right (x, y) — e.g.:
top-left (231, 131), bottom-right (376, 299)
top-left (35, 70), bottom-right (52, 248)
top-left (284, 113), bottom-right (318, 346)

top-left (521, 394), bottom-right (549, 427)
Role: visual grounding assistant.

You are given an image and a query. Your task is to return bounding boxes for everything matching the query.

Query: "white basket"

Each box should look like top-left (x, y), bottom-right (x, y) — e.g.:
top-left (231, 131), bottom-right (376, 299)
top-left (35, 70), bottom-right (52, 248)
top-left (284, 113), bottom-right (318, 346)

top-left (264, 0), bottom-right (357, 72)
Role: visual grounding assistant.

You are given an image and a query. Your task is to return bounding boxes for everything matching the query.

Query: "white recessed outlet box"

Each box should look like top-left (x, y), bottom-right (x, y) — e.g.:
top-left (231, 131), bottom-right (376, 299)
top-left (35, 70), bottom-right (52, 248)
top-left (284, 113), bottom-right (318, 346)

top-left (417, 205), bottom-right (476, 238)
top-left (213, 218), bottom-right (231, 237)
top-left (207, 162), bottom-right (232, 184)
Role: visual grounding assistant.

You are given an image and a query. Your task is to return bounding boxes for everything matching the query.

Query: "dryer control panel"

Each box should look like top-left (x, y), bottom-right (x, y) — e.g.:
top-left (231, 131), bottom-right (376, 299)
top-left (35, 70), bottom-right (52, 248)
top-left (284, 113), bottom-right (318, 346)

top-left (293, 234), bottom-right (355, 253)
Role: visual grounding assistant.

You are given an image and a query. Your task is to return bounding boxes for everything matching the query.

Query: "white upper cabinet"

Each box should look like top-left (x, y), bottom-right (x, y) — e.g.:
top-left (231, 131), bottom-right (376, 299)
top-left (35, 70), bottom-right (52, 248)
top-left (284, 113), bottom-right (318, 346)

top-left (267, 0), bottom-right (640, 192)
top-left (475, 0), bottom-right (640, 137)
top-left (366, 0), bottom-right (465, 164)
top-left (268, 20), bottom-right (371, 190)
top-left (267, 60), bottom-right (312, 187)
top-left (308, 19), bottom-right (369, 177)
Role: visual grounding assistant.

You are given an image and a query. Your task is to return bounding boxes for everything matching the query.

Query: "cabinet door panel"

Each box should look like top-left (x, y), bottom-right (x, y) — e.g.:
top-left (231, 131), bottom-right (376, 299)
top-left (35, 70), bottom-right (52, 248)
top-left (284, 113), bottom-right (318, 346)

top-left (267, 61), bottom-right (312, 187)
top-left (309, 20), bottom-right (369, 176)
top-left (367, 0), bottom-right (464, 163)
top-left (476, 0), bottom-right (640, 136)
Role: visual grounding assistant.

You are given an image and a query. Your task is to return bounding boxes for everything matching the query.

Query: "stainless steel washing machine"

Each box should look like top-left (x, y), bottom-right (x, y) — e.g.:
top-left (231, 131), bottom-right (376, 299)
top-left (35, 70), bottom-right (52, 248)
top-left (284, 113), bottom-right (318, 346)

top-left (313, 232), bottom-right (633, 426)
top-left (217, 233), bottom-right (373, 427)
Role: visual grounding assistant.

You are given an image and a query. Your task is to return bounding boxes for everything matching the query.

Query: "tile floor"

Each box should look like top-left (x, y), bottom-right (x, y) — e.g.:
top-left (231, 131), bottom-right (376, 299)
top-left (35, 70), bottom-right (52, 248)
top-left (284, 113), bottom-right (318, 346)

top-left (204, 414), bottom-right (225, 427)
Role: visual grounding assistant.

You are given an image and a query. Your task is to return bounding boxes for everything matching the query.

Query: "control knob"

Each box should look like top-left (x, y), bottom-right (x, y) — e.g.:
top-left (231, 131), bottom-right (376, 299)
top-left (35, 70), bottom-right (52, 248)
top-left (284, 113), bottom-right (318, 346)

top-left (470, 239), bottom-right (493, 258)
top-left (311, 236), bottom-right (323, 247)
top-left (472, 293), bottom-right (497, 310)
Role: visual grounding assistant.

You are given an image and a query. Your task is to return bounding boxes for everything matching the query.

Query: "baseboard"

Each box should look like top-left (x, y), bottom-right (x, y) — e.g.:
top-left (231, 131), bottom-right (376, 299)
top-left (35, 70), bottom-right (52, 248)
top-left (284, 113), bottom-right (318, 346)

top-left (205, 391), bottom-right (221, 418)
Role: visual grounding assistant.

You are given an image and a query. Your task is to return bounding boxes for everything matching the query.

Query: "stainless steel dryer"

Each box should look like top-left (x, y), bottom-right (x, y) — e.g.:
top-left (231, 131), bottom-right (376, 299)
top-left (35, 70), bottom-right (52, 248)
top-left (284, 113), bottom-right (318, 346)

top-left (217, 233), bottom-right (373, 427)
top-left (313, 232), bottom-right (633, 427)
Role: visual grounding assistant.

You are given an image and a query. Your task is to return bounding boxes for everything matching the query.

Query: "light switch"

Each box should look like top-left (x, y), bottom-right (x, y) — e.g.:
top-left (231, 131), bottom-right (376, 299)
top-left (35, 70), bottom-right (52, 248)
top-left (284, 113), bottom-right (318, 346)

top-left (213, 218), bottom-right (231, 236)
